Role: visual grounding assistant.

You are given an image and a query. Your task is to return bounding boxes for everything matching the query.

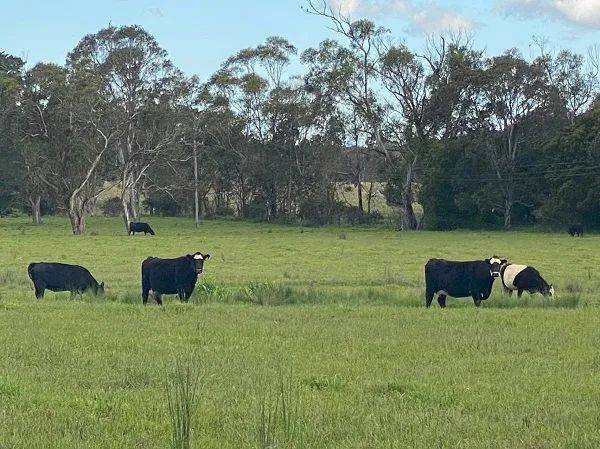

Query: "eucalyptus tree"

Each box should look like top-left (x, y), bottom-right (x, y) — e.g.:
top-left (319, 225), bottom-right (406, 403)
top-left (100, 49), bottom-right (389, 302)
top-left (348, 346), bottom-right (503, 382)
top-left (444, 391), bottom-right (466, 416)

top-left (480, 50), bottom-right (548, 228)
top-left (67, 25), bottom-right (183, 230)
top-left (19, 63), bottom-right (122, 234)
top-left (206, 36), bottom-right (298, 219)
top-left (0, 52), bottom-right (25, 212)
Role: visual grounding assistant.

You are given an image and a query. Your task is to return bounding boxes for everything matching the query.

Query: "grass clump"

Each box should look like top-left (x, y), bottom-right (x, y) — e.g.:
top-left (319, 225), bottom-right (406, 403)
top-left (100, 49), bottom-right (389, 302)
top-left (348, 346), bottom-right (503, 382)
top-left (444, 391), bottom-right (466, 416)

top-left (165, 357), bottom-right (202, 449)
top-left (257, 375), bottom-right (303, 449)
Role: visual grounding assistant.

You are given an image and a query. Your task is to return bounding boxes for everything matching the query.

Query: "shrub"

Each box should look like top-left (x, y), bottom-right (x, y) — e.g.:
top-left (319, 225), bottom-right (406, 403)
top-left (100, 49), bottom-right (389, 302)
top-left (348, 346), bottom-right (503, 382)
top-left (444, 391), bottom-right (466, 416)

top-left (101, 197), bottom-right (122, 217)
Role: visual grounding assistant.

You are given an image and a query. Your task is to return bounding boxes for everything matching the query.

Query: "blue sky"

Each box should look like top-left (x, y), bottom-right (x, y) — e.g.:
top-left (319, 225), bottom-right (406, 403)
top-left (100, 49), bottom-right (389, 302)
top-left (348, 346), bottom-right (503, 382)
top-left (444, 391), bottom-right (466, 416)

top-left (2, 0), bottom-right (599, 80)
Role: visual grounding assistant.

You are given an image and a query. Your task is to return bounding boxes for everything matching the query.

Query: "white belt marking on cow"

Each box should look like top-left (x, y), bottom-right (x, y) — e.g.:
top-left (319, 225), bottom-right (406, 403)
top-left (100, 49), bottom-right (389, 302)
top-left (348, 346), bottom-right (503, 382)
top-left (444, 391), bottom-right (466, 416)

top-left (502, 264), bottom-right (527, 290)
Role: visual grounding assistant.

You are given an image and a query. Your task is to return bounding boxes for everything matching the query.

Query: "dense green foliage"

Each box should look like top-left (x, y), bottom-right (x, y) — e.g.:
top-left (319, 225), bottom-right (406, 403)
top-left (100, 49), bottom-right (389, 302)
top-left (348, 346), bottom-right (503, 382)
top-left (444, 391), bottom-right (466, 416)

top-left (1, 9), bottom-right (599, 231)
top-left (0, 217), bottom-right (599, 448)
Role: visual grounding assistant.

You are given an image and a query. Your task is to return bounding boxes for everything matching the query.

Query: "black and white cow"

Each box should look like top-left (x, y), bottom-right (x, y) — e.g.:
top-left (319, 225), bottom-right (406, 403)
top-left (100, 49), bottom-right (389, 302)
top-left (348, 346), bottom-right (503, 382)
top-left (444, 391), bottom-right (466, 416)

top-left (141, 252), bottom-right (210, 305)
top-left (424, 257), bottom-right (507, 307)
top-left (568, 224), bottom-right (583, 237)
top-left (501, 264), bottom-right (554, 297)
top-left (129, 222), bottom-right (155, 236)
top-left (27, 262), bottom-right (105, 299)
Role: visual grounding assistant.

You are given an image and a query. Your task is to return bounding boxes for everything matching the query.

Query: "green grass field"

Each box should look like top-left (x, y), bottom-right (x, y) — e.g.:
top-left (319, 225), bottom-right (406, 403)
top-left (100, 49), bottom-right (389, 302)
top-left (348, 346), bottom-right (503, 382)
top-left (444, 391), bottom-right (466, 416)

top-left (0, 216), bottom-right (599, 448)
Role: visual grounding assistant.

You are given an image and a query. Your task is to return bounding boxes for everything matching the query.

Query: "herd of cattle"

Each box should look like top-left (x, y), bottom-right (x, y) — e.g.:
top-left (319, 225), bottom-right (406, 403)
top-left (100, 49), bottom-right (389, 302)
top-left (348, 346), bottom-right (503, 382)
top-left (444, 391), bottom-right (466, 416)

top-left (24, 222), bottom-right (558, 307)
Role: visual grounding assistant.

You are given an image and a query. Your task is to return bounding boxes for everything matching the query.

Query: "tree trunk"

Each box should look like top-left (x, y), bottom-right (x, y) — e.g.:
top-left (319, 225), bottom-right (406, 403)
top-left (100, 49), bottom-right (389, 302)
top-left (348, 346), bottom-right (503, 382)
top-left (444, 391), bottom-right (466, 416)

top-left (29, 195), bottom-right (42, 225)
top-left (367, 182), bottom-right (374, 214)
top-left (504, 194), bottom-right (513, 229)
top-left (400, 159), bottom-right (418, 230)
top-left (121, 193), bottom-right (132, 232)
top-left (357, 181), bottom-right (364, 213)
top-left (193, 142), bottom-right (200, 227)
top-left (69, 196), bottom-right (86, 235)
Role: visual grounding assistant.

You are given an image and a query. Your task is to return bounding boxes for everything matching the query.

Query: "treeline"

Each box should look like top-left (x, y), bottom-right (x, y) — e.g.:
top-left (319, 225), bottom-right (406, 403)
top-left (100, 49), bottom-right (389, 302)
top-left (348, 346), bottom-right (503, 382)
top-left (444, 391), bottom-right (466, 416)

top-left (1, 2), bottom-right (599, 233)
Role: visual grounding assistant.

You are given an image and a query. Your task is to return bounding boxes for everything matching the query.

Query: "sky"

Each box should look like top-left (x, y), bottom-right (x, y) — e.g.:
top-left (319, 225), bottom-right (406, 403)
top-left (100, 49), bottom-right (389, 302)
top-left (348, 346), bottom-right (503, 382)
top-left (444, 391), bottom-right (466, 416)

top-left (2, 0), bottom-right (600, 80)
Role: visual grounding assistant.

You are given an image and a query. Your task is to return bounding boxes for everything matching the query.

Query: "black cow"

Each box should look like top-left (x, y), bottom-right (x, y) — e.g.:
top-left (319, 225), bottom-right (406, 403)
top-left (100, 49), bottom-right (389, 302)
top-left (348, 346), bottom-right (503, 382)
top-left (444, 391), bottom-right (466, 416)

top-left (501, 264), bottom-right (554, 297)
top-left (425, 257), bottom-right (507, 307)
top-left (141, 252), bottom-right (210, 305)
top-left (27, 262), bottom-right (104, 299)
top-left (129, 222), bottom-right (155, 236)
top-left (568, 224), bottom-right (583, 237)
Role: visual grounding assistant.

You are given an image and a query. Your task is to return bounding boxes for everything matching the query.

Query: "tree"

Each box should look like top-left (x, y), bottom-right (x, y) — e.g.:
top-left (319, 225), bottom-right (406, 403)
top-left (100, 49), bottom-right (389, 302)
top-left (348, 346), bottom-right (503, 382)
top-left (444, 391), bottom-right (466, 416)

top-left (480, 50), bottom-right (547, 228)
top-left (0, 52), bottom-right (25, 212)
top-left (67, 25), bottom-right (183, 231)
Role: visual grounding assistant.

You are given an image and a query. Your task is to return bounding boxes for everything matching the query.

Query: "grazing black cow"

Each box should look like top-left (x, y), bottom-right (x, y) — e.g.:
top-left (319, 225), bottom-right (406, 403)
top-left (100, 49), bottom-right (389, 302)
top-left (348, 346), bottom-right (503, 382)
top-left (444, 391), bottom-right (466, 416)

top-left (129, 222), bottom-right (155, 236)
top-left (424, 257), bottom-right (507, 307)
top-left (501, 264), bottom-right (554, 297)
top-left (568, 224), bottom-right (583, 237)
top-left (27, 262), bottom-right (104, 299)
top-left (141, 252), bottom-right (210, 305)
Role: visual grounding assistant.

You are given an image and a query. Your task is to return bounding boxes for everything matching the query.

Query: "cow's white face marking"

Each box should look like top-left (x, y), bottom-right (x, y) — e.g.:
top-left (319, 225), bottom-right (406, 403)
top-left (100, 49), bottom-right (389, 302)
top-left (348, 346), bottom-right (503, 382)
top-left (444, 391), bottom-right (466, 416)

top-left (550, 286), bottom-right (555, 296)
top-left (193, 253), bottom-right (204, 260)
top-left (490, 258), bottom-right (501, 266)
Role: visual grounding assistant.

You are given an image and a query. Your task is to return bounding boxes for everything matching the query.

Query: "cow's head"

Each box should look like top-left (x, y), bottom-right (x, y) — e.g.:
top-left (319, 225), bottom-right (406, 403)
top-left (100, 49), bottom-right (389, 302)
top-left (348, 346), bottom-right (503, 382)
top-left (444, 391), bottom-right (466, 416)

top-left (487, 257), bottom-right (507, 278)
top-left (95, 281), bottom-right (105, 295)
top-left (543, 283), bottom-right (554, 297)
top-left (188, 252), bottom-right (210, 274)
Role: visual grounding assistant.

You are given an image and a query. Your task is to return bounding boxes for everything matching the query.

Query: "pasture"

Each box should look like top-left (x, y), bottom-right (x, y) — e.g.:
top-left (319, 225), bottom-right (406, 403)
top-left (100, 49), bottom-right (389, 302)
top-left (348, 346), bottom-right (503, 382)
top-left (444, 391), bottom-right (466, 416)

top-left (0, 217), bottom-right (599, 448)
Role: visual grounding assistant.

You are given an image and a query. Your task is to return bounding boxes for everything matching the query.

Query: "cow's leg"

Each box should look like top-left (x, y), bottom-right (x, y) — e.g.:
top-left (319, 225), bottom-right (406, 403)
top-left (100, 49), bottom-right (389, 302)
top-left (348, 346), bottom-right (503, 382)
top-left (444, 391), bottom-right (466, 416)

top-left (142, 287), bottom-right (150, 305)
top-left (33, 282), bottom-right (45, 300)
top-left (437, 294), bottom-right (447, 308)
top-left (425, 288), bottom-right (435, 308)
top-left (517, 290), bottom-right (523, 298)
top-left (472, 295), bottom-right (482, 307)
top-left (177, 290), bottom-right (184, 302)
top-left (155, 293), bottom-right (163, 306)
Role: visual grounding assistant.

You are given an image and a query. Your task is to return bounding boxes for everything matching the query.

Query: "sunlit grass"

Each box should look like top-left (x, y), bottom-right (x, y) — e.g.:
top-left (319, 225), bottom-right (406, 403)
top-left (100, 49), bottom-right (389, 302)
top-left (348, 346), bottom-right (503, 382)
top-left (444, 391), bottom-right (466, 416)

top-left (0, 216), bottom-right (599, 448)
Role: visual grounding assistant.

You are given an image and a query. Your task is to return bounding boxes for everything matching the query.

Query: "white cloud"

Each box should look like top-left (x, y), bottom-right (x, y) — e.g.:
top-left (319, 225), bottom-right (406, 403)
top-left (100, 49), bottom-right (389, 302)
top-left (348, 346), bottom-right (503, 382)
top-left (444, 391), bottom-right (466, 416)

top-left (328, 0), bottom-right (475, 34)
top-left (501, 0), bottom-right (600, 29)
top-left (410, 6), bottom-right (474, 34)
top-left (329, 0), bottom-right (410, 18)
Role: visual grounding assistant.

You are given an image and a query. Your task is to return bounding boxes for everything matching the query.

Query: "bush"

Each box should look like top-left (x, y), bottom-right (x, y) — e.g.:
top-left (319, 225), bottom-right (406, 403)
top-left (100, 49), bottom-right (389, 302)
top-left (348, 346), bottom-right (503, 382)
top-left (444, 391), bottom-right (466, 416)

top-left (101, 197), bottom-right (122, 217)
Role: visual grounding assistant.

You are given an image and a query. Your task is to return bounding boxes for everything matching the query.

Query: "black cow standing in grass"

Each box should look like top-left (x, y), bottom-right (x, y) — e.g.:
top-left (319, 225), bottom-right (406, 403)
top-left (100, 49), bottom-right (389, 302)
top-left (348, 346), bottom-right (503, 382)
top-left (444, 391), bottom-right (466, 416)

top-left (129, 222), bottom-right (155, 236)
top-left (27, 262), bottom-right (104, 299)
top-left (568, 224), bottom-right (583, 237)
top-left (424, 257), bottom-right (506, 307)
top-left (141, 252), bottom-right (210, 305)
top-left (501, 264), bottom-right (554, 298)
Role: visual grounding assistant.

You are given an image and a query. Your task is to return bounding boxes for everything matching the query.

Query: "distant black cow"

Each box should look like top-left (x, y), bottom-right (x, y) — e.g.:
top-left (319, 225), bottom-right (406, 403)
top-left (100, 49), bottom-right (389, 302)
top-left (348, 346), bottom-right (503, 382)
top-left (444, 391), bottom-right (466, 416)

top-left (141, 252), bottom-right (210, 305)
top-left (568, 224), bottom-right (583, 237)
top-left (129, 222), bottom-right (155, 236)
top-left (425, 257), bottom-right (507, 307)
top-left (27, 262), bottom-right (104, 299)
top-left (501, 264), bottom-right (554, 297)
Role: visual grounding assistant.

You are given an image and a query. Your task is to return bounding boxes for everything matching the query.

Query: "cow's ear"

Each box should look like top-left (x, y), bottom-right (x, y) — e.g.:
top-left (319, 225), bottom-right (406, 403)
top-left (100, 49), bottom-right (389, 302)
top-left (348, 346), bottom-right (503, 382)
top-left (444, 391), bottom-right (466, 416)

top-left (203, 254), bottom-right (210, 260)
top-left (501, 259), bottom-right (508, 265)
top-left (101, 282), bottom-right (104, 288)
top-left (186, 254), bottom-right (193, 259)
top-left (485, 258), bottom-right (490, 264)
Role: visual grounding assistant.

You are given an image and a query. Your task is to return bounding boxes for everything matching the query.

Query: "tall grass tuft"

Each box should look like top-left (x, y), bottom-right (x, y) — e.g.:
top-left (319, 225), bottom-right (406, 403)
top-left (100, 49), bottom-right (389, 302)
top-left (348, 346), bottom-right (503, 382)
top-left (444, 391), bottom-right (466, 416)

top-left (165, 358), bottom-right (202, 449)
top-left (257, 375), bottom-right (303, 449)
